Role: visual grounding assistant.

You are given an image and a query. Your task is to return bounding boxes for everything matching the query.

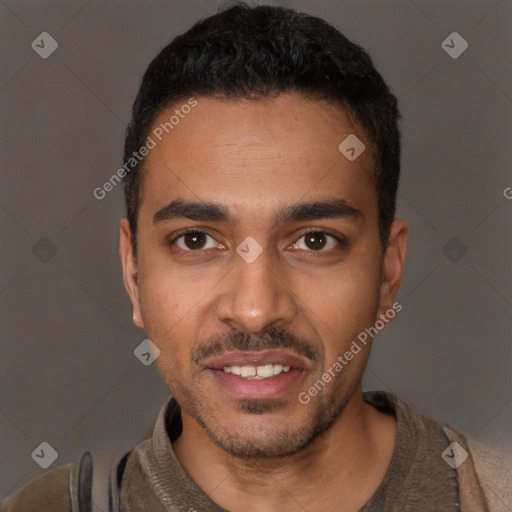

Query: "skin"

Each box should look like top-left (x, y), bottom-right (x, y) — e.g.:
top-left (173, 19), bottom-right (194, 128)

top-left (120, 93), bottom-right (408, 511)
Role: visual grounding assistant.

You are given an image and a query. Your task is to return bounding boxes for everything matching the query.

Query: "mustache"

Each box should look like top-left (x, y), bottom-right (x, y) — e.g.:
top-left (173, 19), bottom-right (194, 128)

top-left (191, 325), bottom-right (322, 366)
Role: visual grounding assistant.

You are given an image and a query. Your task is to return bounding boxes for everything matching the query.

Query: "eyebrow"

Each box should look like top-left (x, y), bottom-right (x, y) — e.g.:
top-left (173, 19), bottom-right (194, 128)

top-left (153, 198), bottom-right (363, 226)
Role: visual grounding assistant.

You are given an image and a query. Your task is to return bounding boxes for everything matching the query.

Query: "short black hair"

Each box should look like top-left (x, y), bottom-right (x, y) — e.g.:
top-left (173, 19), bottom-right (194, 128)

top-left (123, 3), bottom-right (401, 253)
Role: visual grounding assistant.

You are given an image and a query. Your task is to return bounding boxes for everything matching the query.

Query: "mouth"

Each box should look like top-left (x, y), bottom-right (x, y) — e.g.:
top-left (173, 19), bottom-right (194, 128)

top-left (205, 349), bottom-right (309, 400)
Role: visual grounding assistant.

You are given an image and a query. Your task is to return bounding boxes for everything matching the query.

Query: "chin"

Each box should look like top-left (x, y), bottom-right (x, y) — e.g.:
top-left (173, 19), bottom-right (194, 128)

top-left (195, 400), bottom-right (340, 459)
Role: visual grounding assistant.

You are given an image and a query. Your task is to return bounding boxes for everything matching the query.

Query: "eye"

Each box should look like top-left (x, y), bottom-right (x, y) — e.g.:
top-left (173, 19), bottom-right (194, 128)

top-left (292, 231), bottom-right (342, 252)
top-left (173, 231), bottom-right (220, 251)
top-left (170, 229), bottom-right (344, 254)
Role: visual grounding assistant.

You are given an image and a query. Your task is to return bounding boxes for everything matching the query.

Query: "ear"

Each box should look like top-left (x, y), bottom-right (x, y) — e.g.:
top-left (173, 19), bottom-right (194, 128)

top-left (119, 218), bottom-right (144, 328)
top-left (377, 218), bottom-right (408, 316)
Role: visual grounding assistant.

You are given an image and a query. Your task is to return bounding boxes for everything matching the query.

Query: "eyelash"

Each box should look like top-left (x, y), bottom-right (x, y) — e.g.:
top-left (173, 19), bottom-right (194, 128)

top-left (169, 228), bottom-right (347, 254)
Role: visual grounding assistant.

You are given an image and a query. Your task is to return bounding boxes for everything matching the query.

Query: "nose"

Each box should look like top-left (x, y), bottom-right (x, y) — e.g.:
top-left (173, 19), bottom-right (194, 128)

top-left (214, 242), bottom-right (299, 333)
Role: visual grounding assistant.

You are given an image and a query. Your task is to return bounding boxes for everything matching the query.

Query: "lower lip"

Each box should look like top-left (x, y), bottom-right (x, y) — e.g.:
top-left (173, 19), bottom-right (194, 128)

top-left (208, 368), bottom-right (305, 400)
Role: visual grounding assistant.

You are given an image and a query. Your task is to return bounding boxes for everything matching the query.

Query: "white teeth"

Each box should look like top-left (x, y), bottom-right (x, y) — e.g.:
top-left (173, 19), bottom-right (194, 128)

top-left (240, 366), bottom-right (256, 377)
top-left (273, 364), bottom-right (283, 375)
top-left (256, 364), bottom-right (274, 378)
top-left (221, 363), bottom-right (292, 378)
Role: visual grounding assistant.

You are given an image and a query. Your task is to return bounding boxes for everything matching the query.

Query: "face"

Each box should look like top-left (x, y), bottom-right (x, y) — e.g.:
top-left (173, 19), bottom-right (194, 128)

top-left (120, 93), bottom-right (407, 458)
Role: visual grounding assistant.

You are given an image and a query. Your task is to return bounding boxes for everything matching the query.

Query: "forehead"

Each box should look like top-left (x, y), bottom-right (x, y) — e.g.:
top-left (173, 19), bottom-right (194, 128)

top-left (138, 93), bottom-right (377, 221)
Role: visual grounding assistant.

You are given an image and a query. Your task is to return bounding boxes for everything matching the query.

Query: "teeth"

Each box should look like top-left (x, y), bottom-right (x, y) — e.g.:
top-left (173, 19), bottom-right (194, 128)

top-left (257, 364), bottom-right (274, 378)
top-left (221, 363), bottom-right (292, 378)
top-left (241, 366), bottom-right (256, 377)
top-left (273, 364), bottom-right (283, 375)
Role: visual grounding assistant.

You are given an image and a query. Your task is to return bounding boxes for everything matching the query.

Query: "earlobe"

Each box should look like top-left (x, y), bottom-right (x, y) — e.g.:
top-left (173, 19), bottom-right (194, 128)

top-left (119, 218), bottom-right (145, 328)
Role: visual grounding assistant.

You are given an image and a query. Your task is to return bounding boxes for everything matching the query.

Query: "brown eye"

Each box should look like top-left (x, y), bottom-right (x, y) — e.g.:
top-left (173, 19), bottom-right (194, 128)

top-left (175, 231), bottom-right (217, 251)
top-left (304, 232), bottom-right (327, 250)
top-left (294, 231), bottom-right (340, 252)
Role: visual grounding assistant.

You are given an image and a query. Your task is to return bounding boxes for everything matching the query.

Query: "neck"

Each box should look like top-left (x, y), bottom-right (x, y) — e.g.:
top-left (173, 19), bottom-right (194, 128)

top-left (173, 388), bottom-right (397, 512)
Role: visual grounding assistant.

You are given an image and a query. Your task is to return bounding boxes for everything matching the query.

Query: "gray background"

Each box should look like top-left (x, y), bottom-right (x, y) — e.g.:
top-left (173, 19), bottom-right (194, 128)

top-left (1, 0), bottom-right (511, 498)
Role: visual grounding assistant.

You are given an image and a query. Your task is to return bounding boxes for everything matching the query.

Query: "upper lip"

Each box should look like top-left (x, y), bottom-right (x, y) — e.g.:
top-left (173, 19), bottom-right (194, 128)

top-left (205, 349), bottom-right (309, 370)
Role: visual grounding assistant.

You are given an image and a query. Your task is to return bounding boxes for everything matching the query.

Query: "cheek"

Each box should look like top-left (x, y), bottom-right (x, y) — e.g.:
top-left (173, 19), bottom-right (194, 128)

top-left (136, 245), bottom-right (213, 336)
top-left (295, 250), bottom-right (381, 364)
top-left (135, 249), bottom-right (224, 384)
top-left (297, 250), bottom-right (380, 315)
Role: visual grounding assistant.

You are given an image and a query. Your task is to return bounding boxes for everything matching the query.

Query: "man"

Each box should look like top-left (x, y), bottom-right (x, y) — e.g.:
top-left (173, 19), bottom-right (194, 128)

top-left (1, 3), bottom-right (509, 512)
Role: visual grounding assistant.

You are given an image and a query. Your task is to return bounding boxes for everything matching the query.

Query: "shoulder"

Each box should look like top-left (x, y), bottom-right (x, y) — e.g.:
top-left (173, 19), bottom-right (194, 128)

top-left (364, 390), bottom-right (511, 511)
top-left (466, 437), bottom-right (512, 512)
top-left (392, 392), bottom-right (512, 512)
top-left (0, 463), bottom-right (72, 512)
top-left (438, 421), bottom-right (511, 512)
